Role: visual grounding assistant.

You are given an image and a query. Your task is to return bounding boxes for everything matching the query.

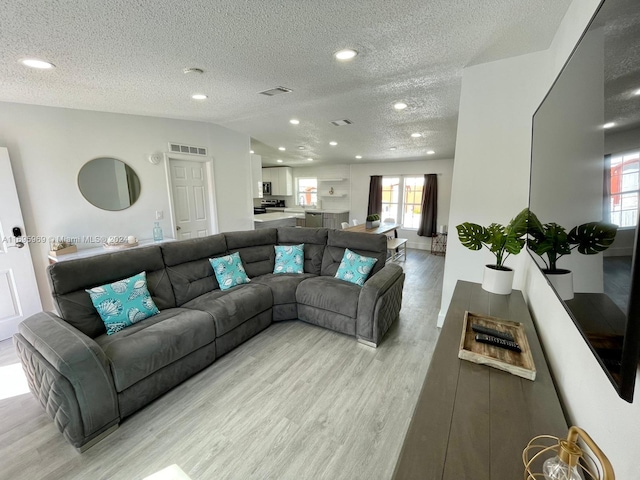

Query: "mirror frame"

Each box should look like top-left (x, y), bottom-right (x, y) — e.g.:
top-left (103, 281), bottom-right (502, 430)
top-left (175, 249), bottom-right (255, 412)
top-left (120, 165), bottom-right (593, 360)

top-left (528, 0), bottom-right (640, 402)
top-left (77, 157), bottom-right (141, 211)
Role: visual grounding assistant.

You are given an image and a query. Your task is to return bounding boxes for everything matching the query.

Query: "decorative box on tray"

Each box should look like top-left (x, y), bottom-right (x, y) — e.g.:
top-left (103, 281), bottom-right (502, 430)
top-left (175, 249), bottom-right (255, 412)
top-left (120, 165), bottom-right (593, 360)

top-left (458, 311), bottom-right (537, 380)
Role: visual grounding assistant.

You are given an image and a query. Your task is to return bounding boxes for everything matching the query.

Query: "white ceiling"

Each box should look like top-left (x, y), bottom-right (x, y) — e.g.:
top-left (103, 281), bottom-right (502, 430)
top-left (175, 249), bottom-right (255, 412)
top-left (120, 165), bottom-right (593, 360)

top-left (0, 0), bottom-right (572, 166)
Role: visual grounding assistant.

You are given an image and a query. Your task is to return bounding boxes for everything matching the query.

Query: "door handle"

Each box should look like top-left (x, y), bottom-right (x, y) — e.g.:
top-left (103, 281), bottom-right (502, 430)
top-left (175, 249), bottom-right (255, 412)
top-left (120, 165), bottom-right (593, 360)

top-left (176, 226), bottom-right (181, 231)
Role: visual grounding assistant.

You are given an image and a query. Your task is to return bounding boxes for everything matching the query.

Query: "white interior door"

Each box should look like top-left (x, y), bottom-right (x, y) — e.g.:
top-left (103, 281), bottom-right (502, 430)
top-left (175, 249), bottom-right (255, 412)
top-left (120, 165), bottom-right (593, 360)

top-left (169, 158), bottom-right (214, 240)
top-left (0, 148), bottom-right (42, 340)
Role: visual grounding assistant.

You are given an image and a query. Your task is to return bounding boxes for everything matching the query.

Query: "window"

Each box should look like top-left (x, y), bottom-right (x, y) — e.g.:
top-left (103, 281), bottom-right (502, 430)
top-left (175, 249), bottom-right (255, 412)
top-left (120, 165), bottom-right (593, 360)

top-left (297, 178), bottom-right (317, 206)
top-left (403, 176), bottom-right (424, 229)
top-left (381, 175), bottom-right (425, 229)
top-left (610, 151), bottom-right (639, 228)
top-left (381, 177), bottom-right (399, 221)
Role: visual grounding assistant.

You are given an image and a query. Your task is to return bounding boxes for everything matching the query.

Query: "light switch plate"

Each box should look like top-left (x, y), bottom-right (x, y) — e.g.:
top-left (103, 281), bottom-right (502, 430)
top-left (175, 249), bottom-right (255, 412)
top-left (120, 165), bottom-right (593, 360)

top-left (155, 210), bottom-right (164, 220)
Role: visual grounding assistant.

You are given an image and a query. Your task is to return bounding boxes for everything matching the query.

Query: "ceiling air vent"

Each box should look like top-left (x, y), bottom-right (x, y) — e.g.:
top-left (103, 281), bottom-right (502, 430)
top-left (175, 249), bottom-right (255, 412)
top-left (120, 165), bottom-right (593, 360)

top-left (168, 143), bottom-right (207, 156)
top-left (258, 86), bottom-right (293, 96)
top-left (330, 119), bottom-right (353, 126)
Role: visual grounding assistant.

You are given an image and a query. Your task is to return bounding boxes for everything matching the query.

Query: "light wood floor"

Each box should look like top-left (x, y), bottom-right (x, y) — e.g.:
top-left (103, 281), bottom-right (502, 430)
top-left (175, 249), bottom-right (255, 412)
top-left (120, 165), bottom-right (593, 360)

top-left (0, 249), bottom-right (444, 480)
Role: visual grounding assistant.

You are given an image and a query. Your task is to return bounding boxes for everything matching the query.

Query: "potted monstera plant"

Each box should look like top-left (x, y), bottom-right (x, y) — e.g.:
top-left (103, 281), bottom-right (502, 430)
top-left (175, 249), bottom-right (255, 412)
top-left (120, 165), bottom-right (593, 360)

top-left (456, 208), bottom-right (529, 295)
top-left (527, 211), bottom-right (618, 300)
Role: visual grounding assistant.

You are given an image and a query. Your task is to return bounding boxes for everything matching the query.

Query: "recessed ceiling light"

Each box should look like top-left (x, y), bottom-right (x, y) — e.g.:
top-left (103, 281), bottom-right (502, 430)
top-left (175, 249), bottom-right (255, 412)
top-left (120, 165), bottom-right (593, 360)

top-left (250, 150), bottom-right (254, 154)
top-left (191, 94), bottom-right (208, 100)
top-left (307, 158), bottom-right (313, 162)
top-left (298, 146), bottom-right (305, 150)
top-left (277, 159), bottom-right (283, 163)
top-left (635, 88), bottom-right (640, 96)
top-left (390, 147), bottom-right (397, 151)
top-left (334, 49), bottom-right (358, 61)
top-left (329, 141), bottom-right (337, 146)
top-left (411, 133), bottom-right (422, 138)
top-left (427, 150), bottom-right (435, 155)
top-left (20, 58), bottom-right (55, 69)
top-left (603, 122), bottom-right (616, 129)
top-left (278, 147), bottom-right (286, 151)
top-left (289, 119), bottom-right (300, 125)
top-left (394, 102), bottom-right (408, 110)
top-left (183, 67), bottom-right (204, 74)
top-left (355, 155), bottom-right (362, 159)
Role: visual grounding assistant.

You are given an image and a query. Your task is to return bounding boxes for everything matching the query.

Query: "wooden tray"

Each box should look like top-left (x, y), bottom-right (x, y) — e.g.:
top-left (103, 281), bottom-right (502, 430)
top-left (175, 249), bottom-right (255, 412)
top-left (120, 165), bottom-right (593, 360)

top-left (458, 311), bottom-right (536, 381)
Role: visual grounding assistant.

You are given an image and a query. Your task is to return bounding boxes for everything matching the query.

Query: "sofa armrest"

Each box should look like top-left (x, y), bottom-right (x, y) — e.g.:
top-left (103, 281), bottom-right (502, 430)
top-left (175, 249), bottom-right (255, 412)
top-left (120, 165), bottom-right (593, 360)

top-left (356, 263), bottom-right (405, 346)
top-left (14, 312), bottom-right (119, 449)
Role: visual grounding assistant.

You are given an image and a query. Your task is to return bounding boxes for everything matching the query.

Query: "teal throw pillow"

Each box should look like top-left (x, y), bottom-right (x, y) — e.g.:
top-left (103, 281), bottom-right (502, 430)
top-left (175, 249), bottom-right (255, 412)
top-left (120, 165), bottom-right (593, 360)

top-left (210, 252), bottom-right (251, 291)
top-left (86, 271), bottom-right (160, 335)
top-left (335, 248), bottom-right (378, 286)
top-left (274, 244), bottom-right (305, 274)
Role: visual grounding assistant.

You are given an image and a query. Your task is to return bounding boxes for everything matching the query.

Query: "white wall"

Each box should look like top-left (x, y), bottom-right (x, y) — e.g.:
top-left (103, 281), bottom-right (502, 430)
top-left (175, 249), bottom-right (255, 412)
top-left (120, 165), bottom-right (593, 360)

top-left (440, 49), bottom-right (551, 326)
top-left (444, 0), bottom-right (640, 477)
top-left (0, 102), bottom-right (253, 310)
top-left (349, 159), bottom-right (454, 250)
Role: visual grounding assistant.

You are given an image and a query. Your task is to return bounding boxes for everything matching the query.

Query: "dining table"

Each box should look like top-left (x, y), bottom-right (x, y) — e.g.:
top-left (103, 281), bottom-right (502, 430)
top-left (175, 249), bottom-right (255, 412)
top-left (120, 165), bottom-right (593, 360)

top-left (344, 222), bottom-right (400, 237)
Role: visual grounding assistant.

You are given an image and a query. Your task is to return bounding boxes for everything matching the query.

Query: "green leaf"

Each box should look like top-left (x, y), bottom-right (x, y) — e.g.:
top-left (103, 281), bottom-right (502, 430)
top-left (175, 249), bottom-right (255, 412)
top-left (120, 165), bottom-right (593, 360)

top-left (568, 222), bottom-right (618, 254)
top-left (456, 223), bottom-right (488, 251)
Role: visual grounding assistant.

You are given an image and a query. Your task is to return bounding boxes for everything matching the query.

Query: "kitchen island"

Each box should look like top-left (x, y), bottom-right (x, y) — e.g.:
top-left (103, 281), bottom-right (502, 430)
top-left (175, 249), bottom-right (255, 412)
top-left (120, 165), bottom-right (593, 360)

top-left (254, 211), bottom-right (305, 229)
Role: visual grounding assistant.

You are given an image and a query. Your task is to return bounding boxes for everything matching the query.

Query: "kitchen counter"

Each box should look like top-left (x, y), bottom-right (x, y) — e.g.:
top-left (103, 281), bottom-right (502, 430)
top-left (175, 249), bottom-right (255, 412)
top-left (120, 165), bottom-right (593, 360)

top-left (253, 212), bottom-right (305, 223)
top-left (283, 208), bottom-right (349, 214)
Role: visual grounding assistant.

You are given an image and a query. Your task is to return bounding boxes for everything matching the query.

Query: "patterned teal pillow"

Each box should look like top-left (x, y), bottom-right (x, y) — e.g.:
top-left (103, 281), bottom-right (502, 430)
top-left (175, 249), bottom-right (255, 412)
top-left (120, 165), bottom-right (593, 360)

top-left (274, 244), bottom-right (304, 274)
top-left (210, 252), bottom-right (251, 291)
top-left (86, 271), bottom-right (160, 335)
top-left (335, 248), bottom-right (378, 286)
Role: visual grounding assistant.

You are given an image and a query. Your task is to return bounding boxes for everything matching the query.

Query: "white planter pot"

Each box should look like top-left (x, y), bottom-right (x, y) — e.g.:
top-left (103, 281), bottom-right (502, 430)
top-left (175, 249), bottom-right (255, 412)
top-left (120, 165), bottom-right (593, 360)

top-left (544, 269), bottom-right (574, 301)
top-left (482, 265), bottom-right (514, 295)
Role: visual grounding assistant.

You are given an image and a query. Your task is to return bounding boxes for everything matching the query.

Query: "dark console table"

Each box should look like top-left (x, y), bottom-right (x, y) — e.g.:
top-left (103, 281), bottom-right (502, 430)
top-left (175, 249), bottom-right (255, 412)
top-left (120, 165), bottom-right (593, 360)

top-left (392, 281), bottom-right (567, 479)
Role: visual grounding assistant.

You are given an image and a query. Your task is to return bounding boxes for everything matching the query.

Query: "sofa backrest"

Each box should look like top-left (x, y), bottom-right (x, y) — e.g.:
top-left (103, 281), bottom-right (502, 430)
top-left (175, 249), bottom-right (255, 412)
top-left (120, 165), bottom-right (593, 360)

top-left (321, 230), bottom-right (387, 277)
top-left (225, 228), bottom-right (277, 278)
top-left (276, 227), bottom-right (328, 276)
top-left (161, 234), bottom-right (228, 306)
top-left (48, 245), bottom-right (175, 338)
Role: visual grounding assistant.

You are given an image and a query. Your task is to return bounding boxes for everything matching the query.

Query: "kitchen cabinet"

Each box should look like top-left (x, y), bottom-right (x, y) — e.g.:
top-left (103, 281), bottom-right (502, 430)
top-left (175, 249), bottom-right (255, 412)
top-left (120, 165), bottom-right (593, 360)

top-left (322, 212), bottom-right (349, 229)
top-left (251, 154), bottom-right (263, 199)
top-left (262, 167), bottom-right (292, 196)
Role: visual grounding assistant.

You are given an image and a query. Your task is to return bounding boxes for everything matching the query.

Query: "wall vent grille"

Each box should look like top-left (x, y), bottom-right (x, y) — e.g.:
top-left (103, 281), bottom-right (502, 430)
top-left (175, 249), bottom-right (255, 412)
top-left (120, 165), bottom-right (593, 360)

top-left (168, 143), bottom-right (207, 156)
top-left (330, 119), bottom-right (353, 126)
top-left (258, 86), bottom-right (293, 96)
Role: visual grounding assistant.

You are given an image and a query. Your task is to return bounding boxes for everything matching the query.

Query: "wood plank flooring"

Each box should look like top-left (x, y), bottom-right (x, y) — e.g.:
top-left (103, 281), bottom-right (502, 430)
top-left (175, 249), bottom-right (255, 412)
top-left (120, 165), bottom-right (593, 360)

top-left (0, 249), bottom-right (443, 480)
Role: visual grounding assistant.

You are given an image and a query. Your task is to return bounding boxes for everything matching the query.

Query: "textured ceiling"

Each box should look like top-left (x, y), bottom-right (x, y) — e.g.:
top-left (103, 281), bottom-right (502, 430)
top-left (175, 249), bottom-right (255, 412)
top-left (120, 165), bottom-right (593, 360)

top-left (0, 0), bottom-right (572, 166)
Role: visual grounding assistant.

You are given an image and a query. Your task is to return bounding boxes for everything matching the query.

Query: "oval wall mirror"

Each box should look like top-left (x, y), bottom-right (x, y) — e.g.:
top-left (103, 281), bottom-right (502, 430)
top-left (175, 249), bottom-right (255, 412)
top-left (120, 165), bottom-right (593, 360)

top-left (78, 157), bottom-right (141, 211)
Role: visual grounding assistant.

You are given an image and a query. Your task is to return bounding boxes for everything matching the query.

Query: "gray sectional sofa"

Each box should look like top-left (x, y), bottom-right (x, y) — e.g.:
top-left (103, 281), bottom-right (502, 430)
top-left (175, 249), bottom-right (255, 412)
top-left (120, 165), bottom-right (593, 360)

top-left (13, 227), bottom-right (404, 451)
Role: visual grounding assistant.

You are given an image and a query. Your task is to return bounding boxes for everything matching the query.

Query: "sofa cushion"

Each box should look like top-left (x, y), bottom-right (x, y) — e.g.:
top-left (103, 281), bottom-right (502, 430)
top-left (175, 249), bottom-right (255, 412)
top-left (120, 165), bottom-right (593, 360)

top-left (276, 227), bottom-right (328, 275)
top-left (252, 273), bottom-right (316, 305)
top-left (94, 308), bottom-right (215, 392)
top-left (210, 252), bottom-right (251, 290)
top-left (48, 245), bottom-right (175, 338)
top-left (321, 230), bottom-right (387, 277)
top-left (334, 249), bottom-right (378, 286)
top-left (273, 244), bottom-right (304, 274)
top-left (225, 229), bottom-right (277, 277)
top-left (182, 283), bottom-right (272, 337)
top-left (161, 235), bottom-right (228, 306)
top-left (86, 271), bottom-right (160, 335)
top-left (296, 276), bottom-right (361, 318)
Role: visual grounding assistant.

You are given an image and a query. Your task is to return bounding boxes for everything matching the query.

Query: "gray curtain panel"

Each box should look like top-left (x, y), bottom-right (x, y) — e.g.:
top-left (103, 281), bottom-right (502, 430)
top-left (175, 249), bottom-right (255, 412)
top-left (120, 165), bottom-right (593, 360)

top-left (603, 154), bottom-right (611, 223)
top-left (367, 175), bottom-right (383, 216)
top-left (417, 174), bottom-right (437, 237)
